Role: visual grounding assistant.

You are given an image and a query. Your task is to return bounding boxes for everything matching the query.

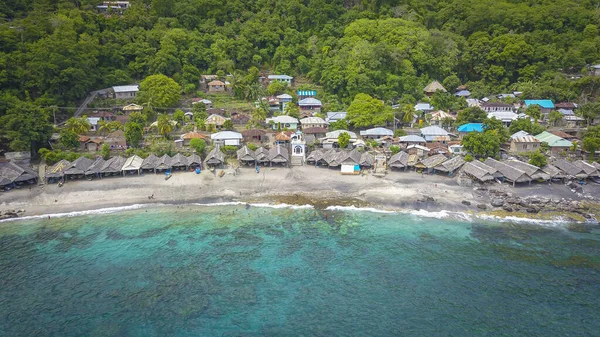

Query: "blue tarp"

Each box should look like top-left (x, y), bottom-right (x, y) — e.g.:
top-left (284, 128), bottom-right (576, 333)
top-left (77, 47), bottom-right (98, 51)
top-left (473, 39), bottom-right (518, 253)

top-left (524, 100), bottom-right (554, 109)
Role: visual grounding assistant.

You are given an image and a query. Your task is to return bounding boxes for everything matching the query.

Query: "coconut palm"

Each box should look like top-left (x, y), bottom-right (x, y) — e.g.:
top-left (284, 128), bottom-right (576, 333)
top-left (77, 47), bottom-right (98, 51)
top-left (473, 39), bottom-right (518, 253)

top-left (65, 116), bottom-right (92, 135)
top-left (156, 113), bottom-right (174, 138)
top-left (401, 104), bottom-right (416, 126)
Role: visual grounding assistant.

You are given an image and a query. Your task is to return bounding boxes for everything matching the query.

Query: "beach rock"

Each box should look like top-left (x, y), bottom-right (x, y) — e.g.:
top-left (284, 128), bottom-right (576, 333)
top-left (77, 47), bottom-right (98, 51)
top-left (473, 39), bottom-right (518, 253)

top-left (461, 200), bottom-right (471, 206)
top-left (506, 198), bottom-right (521, 205)
top-left (519, 200), bottom-right (530, 208)
top-left (418, 196), bottom-right (435, 203)
top-left (476, 204), bottom-right (487, 210)
top-left (526, 207), bottom-right (539, 213)
top-left (491, 198), bottom-right (505, 207)
top-left (502, 205), bottom-right (513, 212)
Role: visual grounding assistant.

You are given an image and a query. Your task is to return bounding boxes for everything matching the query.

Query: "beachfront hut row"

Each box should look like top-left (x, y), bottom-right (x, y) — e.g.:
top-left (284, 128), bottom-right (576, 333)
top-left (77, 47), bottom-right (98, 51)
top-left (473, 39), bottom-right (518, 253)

top-left (388, 151), bottom-right (409, 170)
top-left (460, 160), bottom-right (498, 183)
top-left (204, 147), bottom-right (225, 168)
top-left (435, 156), bottom-right (465, 176)
top-left (307, 149), bottom-right (373, 170)
top-left (0, 161), bottom-right (38, 189)
top-left (415, 154), bottom-right (448, 173)
top-left (235, 145), bottom-right (291, 167)
top-left (484, 158), bottom-right (532, 186)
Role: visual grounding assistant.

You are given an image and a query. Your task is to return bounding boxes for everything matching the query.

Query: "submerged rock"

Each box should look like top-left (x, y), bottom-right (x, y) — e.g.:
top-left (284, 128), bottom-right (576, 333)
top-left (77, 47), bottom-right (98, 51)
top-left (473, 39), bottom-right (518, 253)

top-left (477, 204), bottom-right (487, 210)
top-left (461, 200), bottom-right (471, 206)
top-left (502, 205), bottom-right (513, 212)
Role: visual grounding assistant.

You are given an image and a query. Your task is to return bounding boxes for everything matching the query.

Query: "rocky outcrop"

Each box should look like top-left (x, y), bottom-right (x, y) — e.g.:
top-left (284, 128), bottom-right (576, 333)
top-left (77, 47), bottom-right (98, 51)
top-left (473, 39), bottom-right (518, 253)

top-left (0, 209), bottom-right (25, 220)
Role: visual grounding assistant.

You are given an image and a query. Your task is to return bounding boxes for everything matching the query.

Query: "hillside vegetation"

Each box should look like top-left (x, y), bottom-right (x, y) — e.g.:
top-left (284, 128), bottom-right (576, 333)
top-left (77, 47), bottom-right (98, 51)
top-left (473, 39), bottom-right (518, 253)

top-left (1, 0), bottom-right (600, 152)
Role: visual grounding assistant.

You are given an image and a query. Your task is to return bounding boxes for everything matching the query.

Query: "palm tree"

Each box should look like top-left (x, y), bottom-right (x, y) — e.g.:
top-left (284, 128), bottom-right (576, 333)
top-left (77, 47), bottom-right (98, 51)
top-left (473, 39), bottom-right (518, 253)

top-left (65, 116), bottom-right (92, 135)
top-left (156, 113), bottom-right (174, 138)
top-left (97, 119), bottom-right (109, 136)
top-left (401, 104), bottom-right (416, 126)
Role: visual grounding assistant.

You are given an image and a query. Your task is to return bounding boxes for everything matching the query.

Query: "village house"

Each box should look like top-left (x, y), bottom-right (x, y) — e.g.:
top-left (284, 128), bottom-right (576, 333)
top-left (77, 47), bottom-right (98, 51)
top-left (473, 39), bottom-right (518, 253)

top-left (96, 1), bottom-right (130, 13)
top-left (534, 131), bottom-right (572, 154)
top-left (429, 110), bottom-right (455, 126)
top-left (191, 98), bottom-right (214, 109)
top-left (180, 132), bottom-right (209, 146)
top-left (423, 81), bottom-right (446, 97)
top-left (414, 103), bottom-right (434, 114)
top-left (241, 129), bottom-right (267, 143)
top-left (300, 116), bottom-right (328, 129)
top-left (454, 89), bottom-right (471, 98)
top-left (302, 127), bottom-right (328, 144)
top-left (359, 127), bottom-right (394, 140)
top-left (78, 135), bottom-right (103, 152)
top-left (266, 115), bottom-right (299, 130)
top-left (205, 114), bottom-right (229, 129)
top-left (298, 97), bottom-right (323, 112)
top-left (420, 126), bottom-right (450, 143)
top-left (509, 133), bottom-right (541, 154)
top-left (111, 85), bottom-right (138, 99)
top-left (398, 135), bottom-right (426, 147)
top-left (481, 102), bottom-right (513, 113)
top-left (466, 98), bottom-right (481, 108)
top-left (524, 100), bottom-right (555, 117)
top-left (563, 115), bottom-right (586, 128)
top-left (208, 80), bottom-right (225, 92)
top-left (555, 102), bottom-right (577, 115)
top-left (326, 112), bottom-right (347, 124)
top-left (487, 110), bottom-right (519, 126)
top-left (320, 130), bottom-right (358, 149)
top-left (276, 94), bottom-right (293, 111)
top-left (210, 131), bottom-right (243, 146)
top-left (121, 103), bottom-right (143, 114)
top-left (268, 75), bottom-right (294, 86)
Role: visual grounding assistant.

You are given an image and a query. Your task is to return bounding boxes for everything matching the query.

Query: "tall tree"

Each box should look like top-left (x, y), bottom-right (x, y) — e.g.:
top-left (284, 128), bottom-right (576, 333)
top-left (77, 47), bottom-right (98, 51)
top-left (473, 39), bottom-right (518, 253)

top-left (0, 101), bottom-right (53, 155)
top-left (156, 113), bottom-right (174, 138)
top-left (346, 93), bottom-right (393, 128)
top-left (137, 74), bottom-right (181, 109)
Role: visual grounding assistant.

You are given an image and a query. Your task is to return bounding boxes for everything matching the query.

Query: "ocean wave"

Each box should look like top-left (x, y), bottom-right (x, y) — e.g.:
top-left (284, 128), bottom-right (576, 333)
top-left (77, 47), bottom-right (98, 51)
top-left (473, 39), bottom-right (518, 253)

top-left (0, 203), bottom-right (159, 223)
top-left (325, 205), bottom-right (396, 214)
top-left (249, 203), bottom-right (314, 209)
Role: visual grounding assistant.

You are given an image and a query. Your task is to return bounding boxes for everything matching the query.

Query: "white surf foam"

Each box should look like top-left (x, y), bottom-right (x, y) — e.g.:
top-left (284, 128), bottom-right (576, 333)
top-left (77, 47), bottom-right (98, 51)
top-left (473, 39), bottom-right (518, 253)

top-left (325, 205), bottom-right (396, 214)
top-left (0, 203), bottom-right (159, 223)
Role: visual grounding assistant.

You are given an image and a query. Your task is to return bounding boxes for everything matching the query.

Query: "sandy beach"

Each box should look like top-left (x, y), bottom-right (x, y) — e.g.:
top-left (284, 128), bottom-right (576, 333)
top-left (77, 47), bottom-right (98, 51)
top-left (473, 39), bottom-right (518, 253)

top-left (1, 165), bottom-right (599, 221)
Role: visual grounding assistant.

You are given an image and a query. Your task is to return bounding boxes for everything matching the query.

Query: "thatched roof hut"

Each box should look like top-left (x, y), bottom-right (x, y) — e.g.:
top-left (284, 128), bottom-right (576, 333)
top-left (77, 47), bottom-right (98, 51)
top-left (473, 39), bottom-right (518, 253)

top-left (388, 151), bottom-right (409, 170)
top-left (187, 154), bottom-right (202, 168)
top-left (237, 146), bottom-right (256, 163)
top-left (170, 153), bottom-right (188, 168)
top-left (101, 156), bottom-right (126, 175)
top-left (340, 149), bottom-right (362, 165)
top-left (435, 156), bottom-right (465, 174)
top-left (541, 164), bottom-right (566, 180)
top-left (85, 158), bottom-right (105, 176)
top-left (415, 154), bottom-right (447, 169)
top-left (551, 158), bottom-right (587, 179)
top-left (121, 155), bottom-right (144, 174)
top-left (484, 158), bottom-right (532, 184)
top-left (505, 159), bottom-right (550, 181)
top-left (204, 147), bottom-right (225, 167)
top-left (316, 149), bottom-right (338, 166)
top-left (0, 161), bottom-right (37, 185)
top-left (46, 160), bottom-right (71, 180)
top-left (324, 149), bottom-right (345, 167)
top-left (268, 144), bottom-right (289, 165)
top-left (255, 147), bottom-right (269, 164)
top-left (359, 152), bottom-right (375, 168)
top-left (155, 155), bottom-right (172, 171)
top-left (141, 155), bottom-right (159, 171)
top-left (64, 157), bottom-right (94, 177)
top-left (573, 160), bottom-right (599, 177)
top-left (306, 150), bottom-right (323, 164)
top-left (461, 161), bottom-right (496, 182)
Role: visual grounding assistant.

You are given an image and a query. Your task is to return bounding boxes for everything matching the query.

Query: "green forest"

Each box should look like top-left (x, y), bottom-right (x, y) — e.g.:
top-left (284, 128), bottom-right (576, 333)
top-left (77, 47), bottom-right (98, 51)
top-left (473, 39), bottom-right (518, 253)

top-left (2, 0), bottom-right (600, 153)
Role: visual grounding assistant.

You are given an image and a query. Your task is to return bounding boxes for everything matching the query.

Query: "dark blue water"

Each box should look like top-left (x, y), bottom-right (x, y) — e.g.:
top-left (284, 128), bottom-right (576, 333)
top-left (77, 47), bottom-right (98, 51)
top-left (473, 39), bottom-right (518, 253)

top-left (0, 205), bottom-right (598, 336)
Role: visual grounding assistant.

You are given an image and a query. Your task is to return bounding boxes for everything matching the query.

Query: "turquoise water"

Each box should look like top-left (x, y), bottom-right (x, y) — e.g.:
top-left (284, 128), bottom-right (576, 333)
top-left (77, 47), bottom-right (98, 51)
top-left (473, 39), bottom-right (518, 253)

top-left (0, 205), bottom-right (599, 336)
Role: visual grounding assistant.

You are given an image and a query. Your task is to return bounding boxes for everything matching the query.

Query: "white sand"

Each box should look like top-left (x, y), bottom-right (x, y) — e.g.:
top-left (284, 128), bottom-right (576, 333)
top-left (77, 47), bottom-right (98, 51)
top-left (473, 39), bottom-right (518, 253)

top-left (1, 165), bottom-right (597, 217)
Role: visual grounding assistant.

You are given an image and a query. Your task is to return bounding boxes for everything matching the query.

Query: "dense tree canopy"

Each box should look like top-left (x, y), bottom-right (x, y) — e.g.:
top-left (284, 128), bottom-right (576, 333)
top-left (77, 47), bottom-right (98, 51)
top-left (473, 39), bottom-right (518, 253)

top-left (2, 0), bottom-right (600, 151)
top-left (346, 93), bottom-right (393, 128)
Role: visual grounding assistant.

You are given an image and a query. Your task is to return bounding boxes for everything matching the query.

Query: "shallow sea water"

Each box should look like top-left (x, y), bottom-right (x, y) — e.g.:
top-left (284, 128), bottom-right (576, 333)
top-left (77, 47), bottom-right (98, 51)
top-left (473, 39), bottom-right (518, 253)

top-left (0, 205), bottom-right (599, 337)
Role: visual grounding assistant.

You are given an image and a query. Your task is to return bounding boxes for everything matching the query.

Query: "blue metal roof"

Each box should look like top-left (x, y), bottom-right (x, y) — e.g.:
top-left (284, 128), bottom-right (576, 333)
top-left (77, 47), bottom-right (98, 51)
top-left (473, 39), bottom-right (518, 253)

top-left (457, 123), bottom-right (484, 133)
top-left (524, 100), bottom-right (554, 109)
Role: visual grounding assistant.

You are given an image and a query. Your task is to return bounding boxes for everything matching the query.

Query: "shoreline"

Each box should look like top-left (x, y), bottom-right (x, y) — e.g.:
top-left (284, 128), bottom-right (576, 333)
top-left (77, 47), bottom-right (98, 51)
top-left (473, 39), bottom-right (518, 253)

top-left (1, 166), bottom-right (599, 224)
